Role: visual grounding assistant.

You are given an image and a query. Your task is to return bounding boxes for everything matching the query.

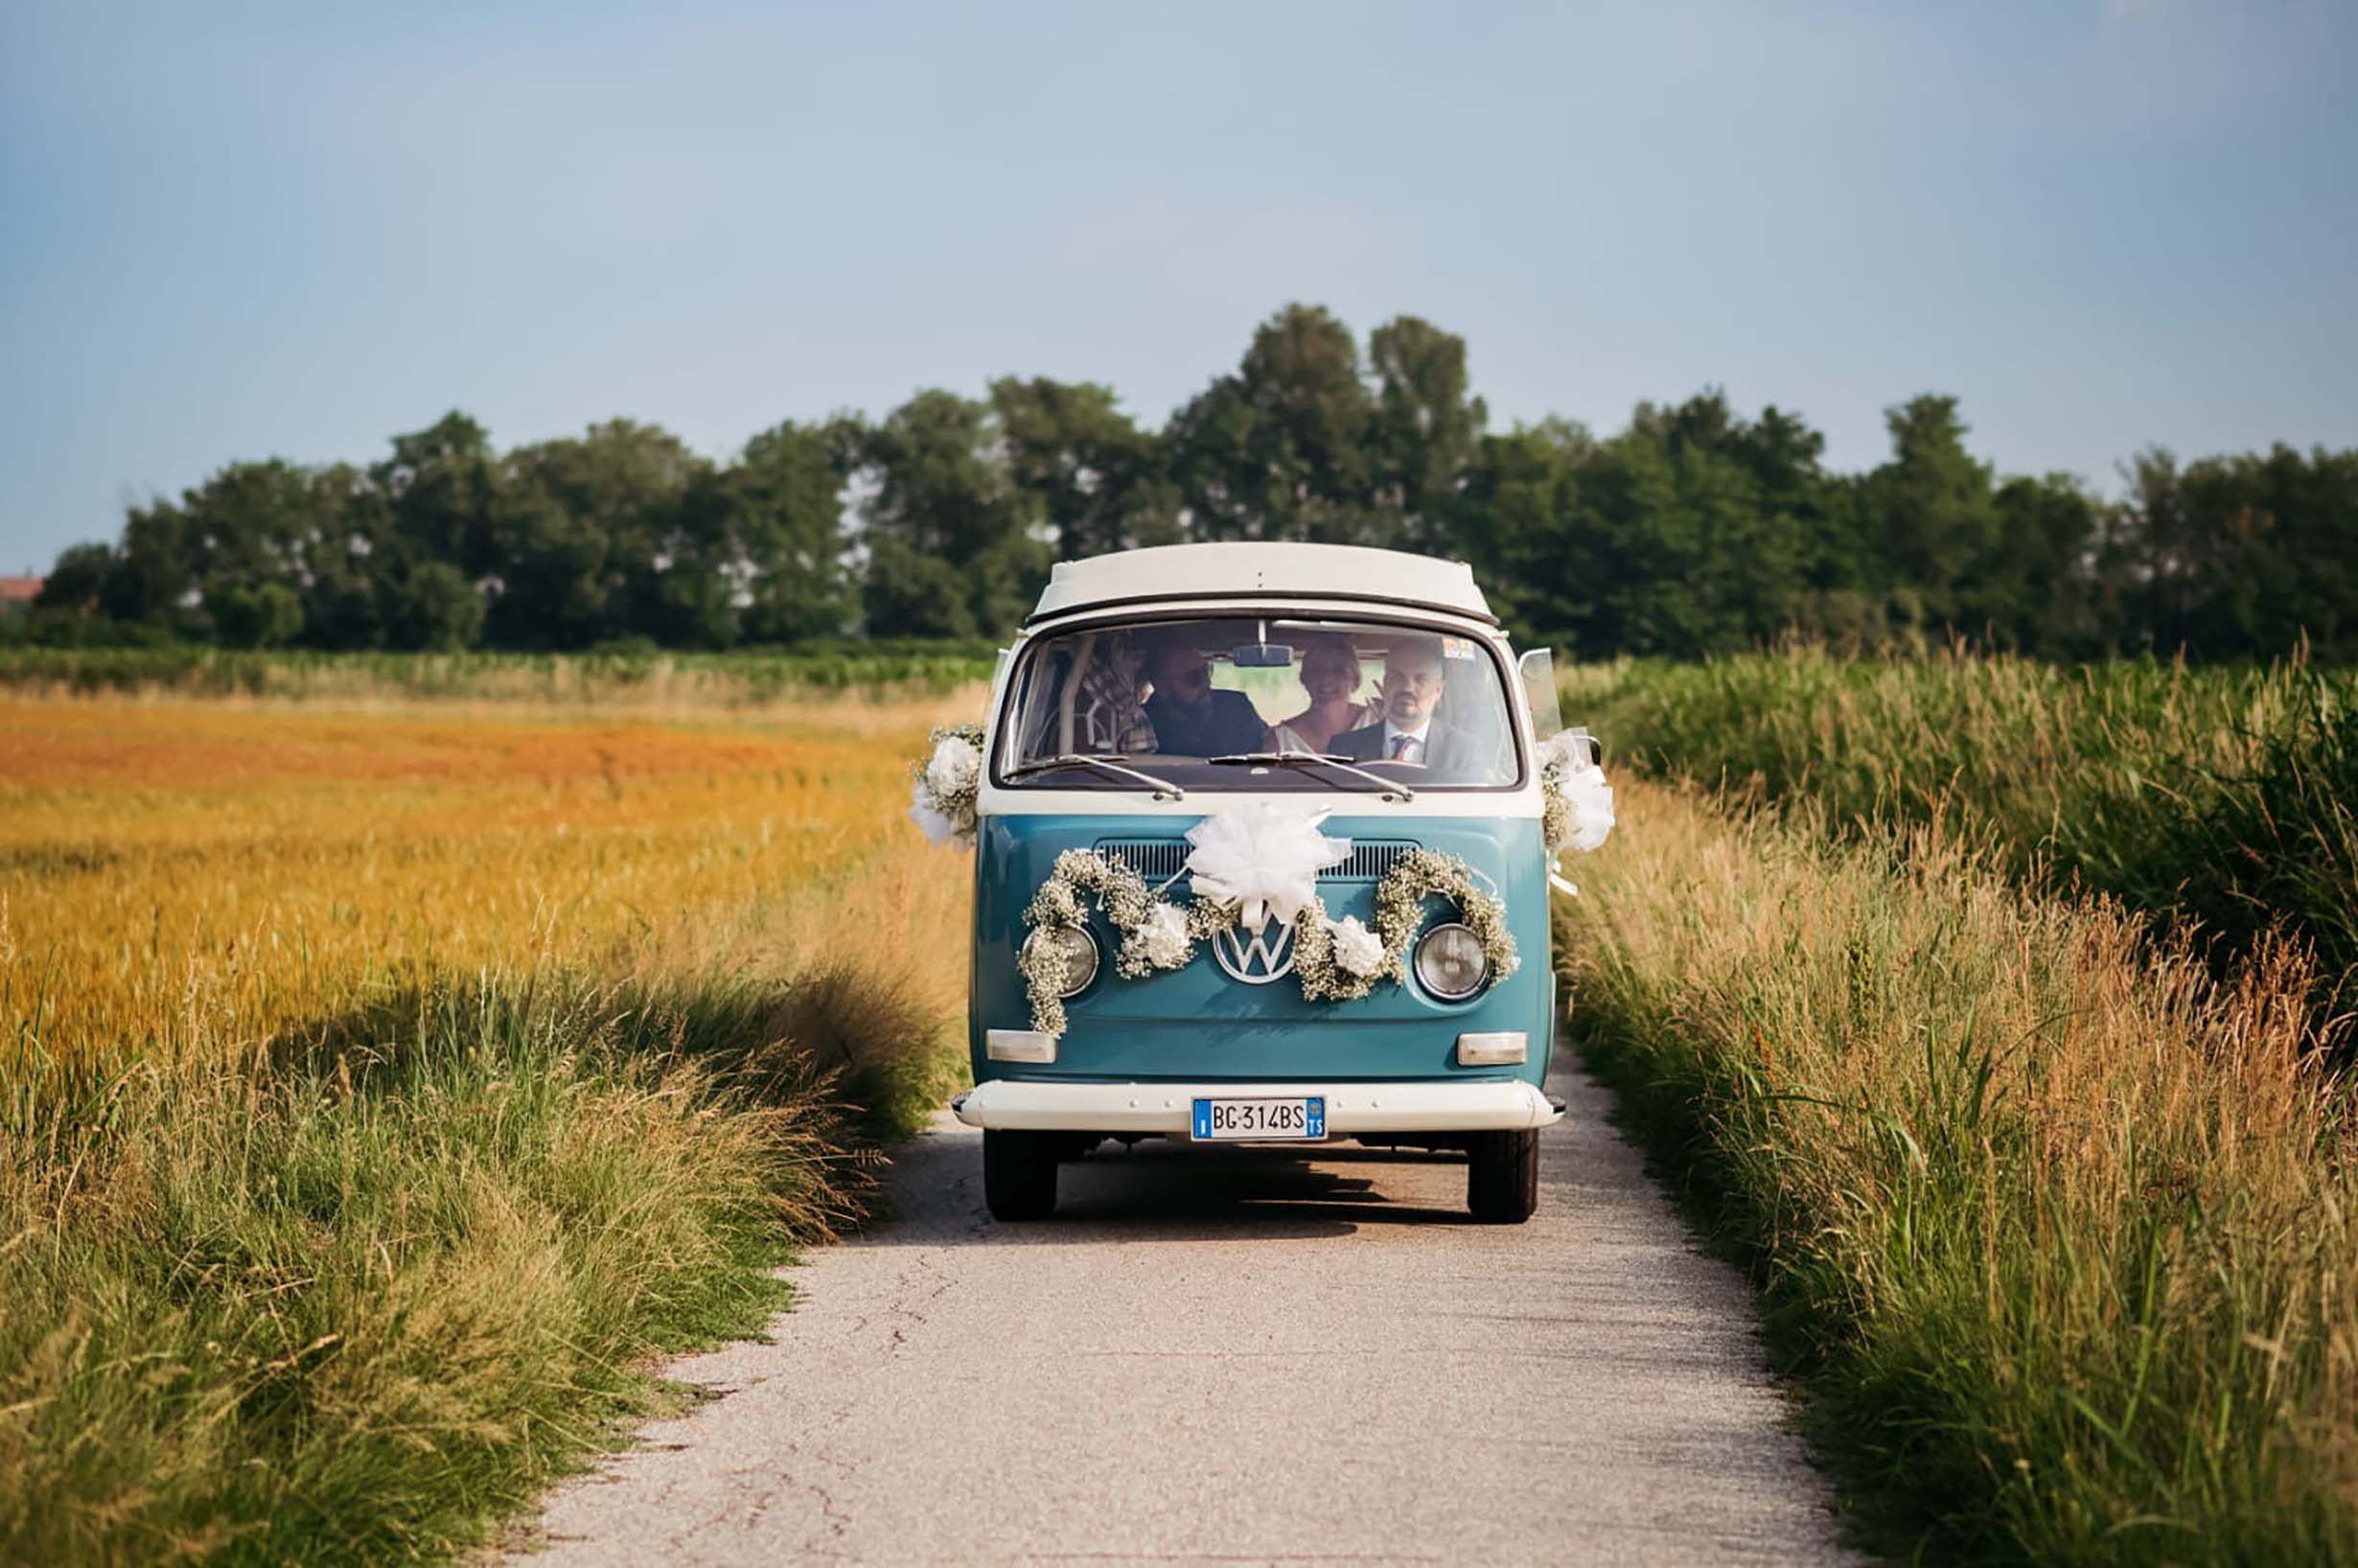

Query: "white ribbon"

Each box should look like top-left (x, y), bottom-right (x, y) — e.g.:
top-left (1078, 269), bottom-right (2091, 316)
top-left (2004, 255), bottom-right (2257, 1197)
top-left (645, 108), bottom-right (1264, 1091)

top-left (1184, 803), bottom-right (1351, 933)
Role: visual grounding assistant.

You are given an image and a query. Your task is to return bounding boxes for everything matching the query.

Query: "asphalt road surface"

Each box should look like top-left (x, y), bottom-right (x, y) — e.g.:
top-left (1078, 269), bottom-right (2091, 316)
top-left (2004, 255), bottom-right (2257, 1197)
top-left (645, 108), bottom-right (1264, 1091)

top-left (515, 1057), bottom-right (1861, 1566)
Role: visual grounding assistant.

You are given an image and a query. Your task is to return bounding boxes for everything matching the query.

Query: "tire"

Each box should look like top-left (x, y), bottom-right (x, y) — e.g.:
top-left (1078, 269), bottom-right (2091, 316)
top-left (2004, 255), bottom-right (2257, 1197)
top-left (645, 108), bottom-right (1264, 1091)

top-left (1466, 1128), bottom-right (1539, 1224)
top-left (982, 1129), bottom-right (1059, 1221)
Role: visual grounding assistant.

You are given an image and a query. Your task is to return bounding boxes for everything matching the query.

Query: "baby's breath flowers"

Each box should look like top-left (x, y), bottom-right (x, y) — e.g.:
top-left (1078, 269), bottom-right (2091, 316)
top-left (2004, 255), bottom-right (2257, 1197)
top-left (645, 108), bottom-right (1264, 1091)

top-left (1294, 848), bottom-right (1515, 1003)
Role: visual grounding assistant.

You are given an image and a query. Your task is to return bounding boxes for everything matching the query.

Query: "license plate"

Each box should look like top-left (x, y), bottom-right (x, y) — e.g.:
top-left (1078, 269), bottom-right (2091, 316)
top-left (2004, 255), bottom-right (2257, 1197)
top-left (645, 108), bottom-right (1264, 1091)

top-left (1191, 1096), bottom-right (1326, 1141)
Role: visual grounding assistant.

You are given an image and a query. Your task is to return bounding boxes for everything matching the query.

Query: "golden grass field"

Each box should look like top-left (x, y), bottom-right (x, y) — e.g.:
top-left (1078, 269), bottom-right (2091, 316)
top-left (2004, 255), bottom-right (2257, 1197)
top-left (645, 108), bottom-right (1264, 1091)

top-left (2, 682), bottom-right (984, 1566)
top-left (1, 691), bottom-right (977, 1060)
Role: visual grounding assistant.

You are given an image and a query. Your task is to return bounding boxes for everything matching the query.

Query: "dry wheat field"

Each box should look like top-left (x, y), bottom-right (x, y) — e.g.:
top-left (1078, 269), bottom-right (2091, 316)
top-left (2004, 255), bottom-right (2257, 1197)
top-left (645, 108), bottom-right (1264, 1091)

top-left (1, 691), bottom-right (973, 1058)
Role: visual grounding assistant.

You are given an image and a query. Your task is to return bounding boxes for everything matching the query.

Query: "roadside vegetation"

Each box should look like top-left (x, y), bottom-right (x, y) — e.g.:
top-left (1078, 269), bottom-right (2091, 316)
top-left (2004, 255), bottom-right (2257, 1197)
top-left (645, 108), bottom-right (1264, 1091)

top-left (1555, 777), bottom-right (2357, 1564)
top-left (1575, 648), bottom-right (2358, 1035)
top-left (1557, 646), bottom-right (2358, 1562)
top-left (0, 642), bottom-right (996, 704)
top-left (0, 685), bottom-right (975, 1564)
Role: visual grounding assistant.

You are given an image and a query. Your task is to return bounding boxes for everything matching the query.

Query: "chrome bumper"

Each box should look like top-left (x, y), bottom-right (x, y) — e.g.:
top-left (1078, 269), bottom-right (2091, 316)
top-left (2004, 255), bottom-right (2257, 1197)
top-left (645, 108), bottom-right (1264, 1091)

top-left (951, 1078), bottom-right (1562, 1136)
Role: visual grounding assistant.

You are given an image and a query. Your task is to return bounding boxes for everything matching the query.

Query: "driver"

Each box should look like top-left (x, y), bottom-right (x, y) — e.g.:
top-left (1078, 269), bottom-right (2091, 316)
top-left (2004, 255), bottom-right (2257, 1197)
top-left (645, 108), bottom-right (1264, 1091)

top-left (1143, 634), bottom-right (1266, 757)
top-left (1329, 636), bottom-right (1477, 773)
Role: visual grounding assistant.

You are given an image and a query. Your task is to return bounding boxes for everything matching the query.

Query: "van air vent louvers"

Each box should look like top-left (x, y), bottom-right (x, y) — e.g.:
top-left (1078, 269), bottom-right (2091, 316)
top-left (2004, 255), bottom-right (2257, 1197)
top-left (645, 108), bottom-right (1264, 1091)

top-left (1093, 839), bottom-right (1418, 885)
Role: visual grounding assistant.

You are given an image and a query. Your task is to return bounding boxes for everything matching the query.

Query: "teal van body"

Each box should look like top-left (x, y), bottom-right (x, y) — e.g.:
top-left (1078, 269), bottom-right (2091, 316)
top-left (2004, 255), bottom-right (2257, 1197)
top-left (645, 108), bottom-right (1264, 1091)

top-left (968, 812), bottom-right (1553, 1088)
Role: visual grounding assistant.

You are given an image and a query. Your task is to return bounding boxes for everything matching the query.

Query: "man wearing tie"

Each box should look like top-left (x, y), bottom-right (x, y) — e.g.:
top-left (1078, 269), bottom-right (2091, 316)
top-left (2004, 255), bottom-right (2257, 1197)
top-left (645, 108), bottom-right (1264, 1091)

top-left (1329, 636), bottom-right (1480, 775)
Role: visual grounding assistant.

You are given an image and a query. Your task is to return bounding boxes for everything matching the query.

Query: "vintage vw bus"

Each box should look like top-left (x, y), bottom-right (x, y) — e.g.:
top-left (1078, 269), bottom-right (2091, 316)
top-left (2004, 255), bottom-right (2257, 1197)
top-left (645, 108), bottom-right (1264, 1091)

top-left (948, 542), bottom-right (1581, 1224)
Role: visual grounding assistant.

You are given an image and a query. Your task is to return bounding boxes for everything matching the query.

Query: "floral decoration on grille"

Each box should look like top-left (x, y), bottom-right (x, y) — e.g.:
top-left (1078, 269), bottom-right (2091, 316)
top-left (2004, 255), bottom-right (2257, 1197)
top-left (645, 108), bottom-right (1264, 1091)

top-left (1015, 842), bottom-right (1516, 1040)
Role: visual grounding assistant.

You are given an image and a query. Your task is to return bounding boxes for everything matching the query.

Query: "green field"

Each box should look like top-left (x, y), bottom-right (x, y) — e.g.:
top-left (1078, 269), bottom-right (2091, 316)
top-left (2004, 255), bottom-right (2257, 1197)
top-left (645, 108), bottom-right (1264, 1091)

top-left (1572, 648), bottom-right (2358, 1032)
top-left (0, 641), bottom-right (1000, 703)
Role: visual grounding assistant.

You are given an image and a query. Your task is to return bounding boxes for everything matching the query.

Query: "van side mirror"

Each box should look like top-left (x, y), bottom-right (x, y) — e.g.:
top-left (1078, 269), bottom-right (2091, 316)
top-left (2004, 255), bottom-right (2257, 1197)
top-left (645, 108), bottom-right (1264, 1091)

top-left (1516, 647), bottom-right (1563, 738)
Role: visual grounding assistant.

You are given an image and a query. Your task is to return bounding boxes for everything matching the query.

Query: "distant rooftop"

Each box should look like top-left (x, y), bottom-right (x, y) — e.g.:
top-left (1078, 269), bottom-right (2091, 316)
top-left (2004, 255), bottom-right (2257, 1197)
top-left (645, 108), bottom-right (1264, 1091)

top-left (1028, 542), bottom-right (1493, 627)
top-left (0, 574), bottom-right (43, 605)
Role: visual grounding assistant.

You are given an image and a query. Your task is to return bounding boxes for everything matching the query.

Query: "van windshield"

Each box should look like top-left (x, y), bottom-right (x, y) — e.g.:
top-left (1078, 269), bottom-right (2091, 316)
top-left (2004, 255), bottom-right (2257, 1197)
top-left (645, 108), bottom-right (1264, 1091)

top-left (997, 615), bottom-right (1522, 792)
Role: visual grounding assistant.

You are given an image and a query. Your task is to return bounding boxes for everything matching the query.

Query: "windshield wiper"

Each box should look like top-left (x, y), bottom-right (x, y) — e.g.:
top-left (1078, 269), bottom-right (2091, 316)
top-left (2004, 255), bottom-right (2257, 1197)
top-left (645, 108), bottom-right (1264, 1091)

top-left (1005, 753), bottom-right (1187, 799)
top-left (1207, 752), bottom-right (1416, 802)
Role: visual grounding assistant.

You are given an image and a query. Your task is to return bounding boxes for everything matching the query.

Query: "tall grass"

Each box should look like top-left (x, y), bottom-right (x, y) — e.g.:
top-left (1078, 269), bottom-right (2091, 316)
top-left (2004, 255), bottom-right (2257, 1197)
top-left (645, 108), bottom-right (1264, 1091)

top-left (1574, 648), bottom-right (2358, 1030)
top-left (1558, 778), bottom-right (2358, 1563)
top-left (0, 956), bottom-right (959, 1565)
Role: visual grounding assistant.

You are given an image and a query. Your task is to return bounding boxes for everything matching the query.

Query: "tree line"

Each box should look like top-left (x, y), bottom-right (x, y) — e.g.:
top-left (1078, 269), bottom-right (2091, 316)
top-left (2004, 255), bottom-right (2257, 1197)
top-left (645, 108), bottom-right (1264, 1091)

top-left (28, 304), bottom-right (2358, 661)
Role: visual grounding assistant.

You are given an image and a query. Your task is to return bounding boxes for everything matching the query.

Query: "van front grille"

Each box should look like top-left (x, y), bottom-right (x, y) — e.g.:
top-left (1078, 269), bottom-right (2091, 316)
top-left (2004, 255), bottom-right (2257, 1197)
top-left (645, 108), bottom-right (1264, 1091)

top-left (1094, 838), bottom-right (1417, 886)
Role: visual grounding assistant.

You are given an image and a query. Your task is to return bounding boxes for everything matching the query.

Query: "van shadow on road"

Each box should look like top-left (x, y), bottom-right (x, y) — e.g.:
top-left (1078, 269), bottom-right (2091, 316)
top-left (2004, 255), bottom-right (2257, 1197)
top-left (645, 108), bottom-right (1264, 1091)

top-left (863, 1130), bottom-right (1482, 1246)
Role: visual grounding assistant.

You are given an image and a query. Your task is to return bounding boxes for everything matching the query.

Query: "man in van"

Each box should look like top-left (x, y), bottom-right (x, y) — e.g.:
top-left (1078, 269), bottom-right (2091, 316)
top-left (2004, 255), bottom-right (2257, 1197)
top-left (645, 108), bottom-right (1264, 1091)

top-left (1143, 634), bottom-right (1266, 757)
top-left (1330, 636), bottom-right (1479, 773)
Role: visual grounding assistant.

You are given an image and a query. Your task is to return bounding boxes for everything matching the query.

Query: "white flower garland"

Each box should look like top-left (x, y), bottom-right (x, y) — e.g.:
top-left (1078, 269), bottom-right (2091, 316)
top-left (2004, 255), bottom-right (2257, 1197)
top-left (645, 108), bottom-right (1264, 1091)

top-left (1019, 849), bottom-right (1235, 1039)
top-left (1017, 844), bottom-right (1517, 1037)
top-left (1293, 847), bottom-right (1518, 1003)
top-left (909, 724), bottom-right (984, 850)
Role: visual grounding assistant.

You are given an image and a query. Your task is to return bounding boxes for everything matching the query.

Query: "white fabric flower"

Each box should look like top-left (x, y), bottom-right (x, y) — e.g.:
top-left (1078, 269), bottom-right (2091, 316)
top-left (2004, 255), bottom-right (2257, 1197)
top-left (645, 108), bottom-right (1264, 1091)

top-left (1136, 902), bottom-right (1191, 969)
top-left (1538, 730), bottom-right (1615, 853)
top-left (924, 734), bottom-right (982, 799)
top-left (1184, 803), bottom-right (1352, 933)
top-left (1557, 762), bottom-right (1614, 851)
top-left (908, 781), bottom-right (971, 850)
top-left (1326, 913), bottom-right (1387, 979)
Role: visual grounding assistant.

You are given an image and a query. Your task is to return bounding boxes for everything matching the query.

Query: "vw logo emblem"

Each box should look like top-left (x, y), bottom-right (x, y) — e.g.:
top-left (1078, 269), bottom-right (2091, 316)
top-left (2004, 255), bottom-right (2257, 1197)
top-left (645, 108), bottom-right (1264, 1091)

top-left (1211, 920), bottom-right (1296, 984)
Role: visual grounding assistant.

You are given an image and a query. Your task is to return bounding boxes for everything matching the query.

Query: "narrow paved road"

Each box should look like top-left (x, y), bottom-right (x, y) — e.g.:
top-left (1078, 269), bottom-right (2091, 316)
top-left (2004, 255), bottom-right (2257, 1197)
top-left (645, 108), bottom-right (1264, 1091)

top-left (515, 1057), bottom-right (1859, 1566)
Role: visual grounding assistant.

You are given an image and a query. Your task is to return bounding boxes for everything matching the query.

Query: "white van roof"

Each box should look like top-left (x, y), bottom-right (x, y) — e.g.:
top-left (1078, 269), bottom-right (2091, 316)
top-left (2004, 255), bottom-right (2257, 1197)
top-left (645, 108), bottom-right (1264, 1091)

top-left (1027, 542), bottom-right (1495, 627)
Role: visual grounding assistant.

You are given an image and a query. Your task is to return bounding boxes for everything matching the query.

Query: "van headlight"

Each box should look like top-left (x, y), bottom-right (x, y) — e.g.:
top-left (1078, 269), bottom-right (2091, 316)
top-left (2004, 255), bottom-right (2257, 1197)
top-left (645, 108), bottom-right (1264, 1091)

top-left (1022, 926), bottom-right (1099, 997)
top-left (1413, 922), bottom-right (1489, 1000)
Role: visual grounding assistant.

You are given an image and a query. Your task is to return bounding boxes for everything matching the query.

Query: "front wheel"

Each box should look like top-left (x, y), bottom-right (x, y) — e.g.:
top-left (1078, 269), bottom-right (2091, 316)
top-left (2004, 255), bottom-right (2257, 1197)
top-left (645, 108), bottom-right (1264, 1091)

top-left (1466, 1128), bottom-right (1538, 1224)
top-left (982, 1129), bottom-right (1059, 1221)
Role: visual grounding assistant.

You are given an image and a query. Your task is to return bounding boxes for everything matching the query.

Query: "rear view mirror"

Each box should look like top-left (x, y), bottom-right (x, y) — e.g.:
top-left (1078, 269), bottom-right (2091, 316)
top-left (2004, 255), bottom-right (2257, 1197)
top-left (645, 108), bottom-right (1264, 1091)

top-left (1231, 642), bottom-right (1295, 668)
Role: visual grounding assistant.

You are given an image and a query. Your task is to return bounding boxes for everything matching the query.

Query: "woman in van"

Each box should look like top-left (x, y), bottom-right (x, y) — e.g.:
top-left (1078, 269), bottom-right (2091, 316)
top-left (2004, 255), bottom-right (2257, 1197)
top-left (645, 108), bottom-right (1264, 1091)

top-left (1266, 633), bottom-right (1376, 755)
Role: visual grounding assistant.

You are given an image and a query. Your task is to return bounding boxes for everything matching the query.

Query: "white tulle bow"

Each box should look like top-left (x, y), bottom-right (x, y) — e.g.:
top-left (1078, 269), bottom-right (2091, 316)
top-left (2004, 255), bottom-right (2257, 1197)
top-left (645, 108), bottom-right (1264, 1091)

top-left (906, 785), bottom-right (970, 850)
top-left (1184, 803), bottom-right (1351, 933)
top-left (1538, 730), bottom-right (1616, 853)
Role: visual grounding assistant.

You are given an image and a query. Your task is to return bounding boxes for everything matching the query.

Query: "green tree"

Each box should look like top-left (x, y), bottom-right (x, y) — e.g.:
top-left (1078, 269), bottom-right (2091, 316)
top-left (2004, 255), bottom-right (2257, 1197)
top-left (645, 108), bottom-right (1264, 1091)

top-left (659, 419), bottom-right (854, 647)
top-left (990, 378), bottom-right (1172, 558)
top-left (480, 479), bottom-right (612, 649)
top-left (1975, 473), bottom-right (2102, 653)
top-left (377, 412), bottom-right (500, 576)
top-left (380, 561), bottom-right (485, 651)
top-left (844, 391), bottom-right (1049, 639)
top-left (1367, 315), bottom-right (1485, 549)
top-left (1452, 420), bottom-right (1593, 648)
top-left (1858, 395), bottom-right (1998, 634)
top-left (34, 542), bottom-right (118, 615)
top-left (507, 420), bottom-right (706, 644)
top-left (100, 500), bottom-right (194, 624)
top-left (207, 579), bottom-right (304, 648)
top-left (1168, 304), bottom-right (1380, 542)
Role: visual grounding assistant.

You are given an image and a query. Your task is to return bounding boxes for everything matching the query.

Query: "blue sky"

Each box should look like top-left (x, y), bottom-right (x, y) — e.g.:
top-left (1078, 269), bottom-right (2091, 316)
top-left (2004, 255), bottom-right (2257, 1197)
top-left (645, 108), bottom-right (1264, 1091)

top-left (3, 0), bottom-right (2352, 570)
